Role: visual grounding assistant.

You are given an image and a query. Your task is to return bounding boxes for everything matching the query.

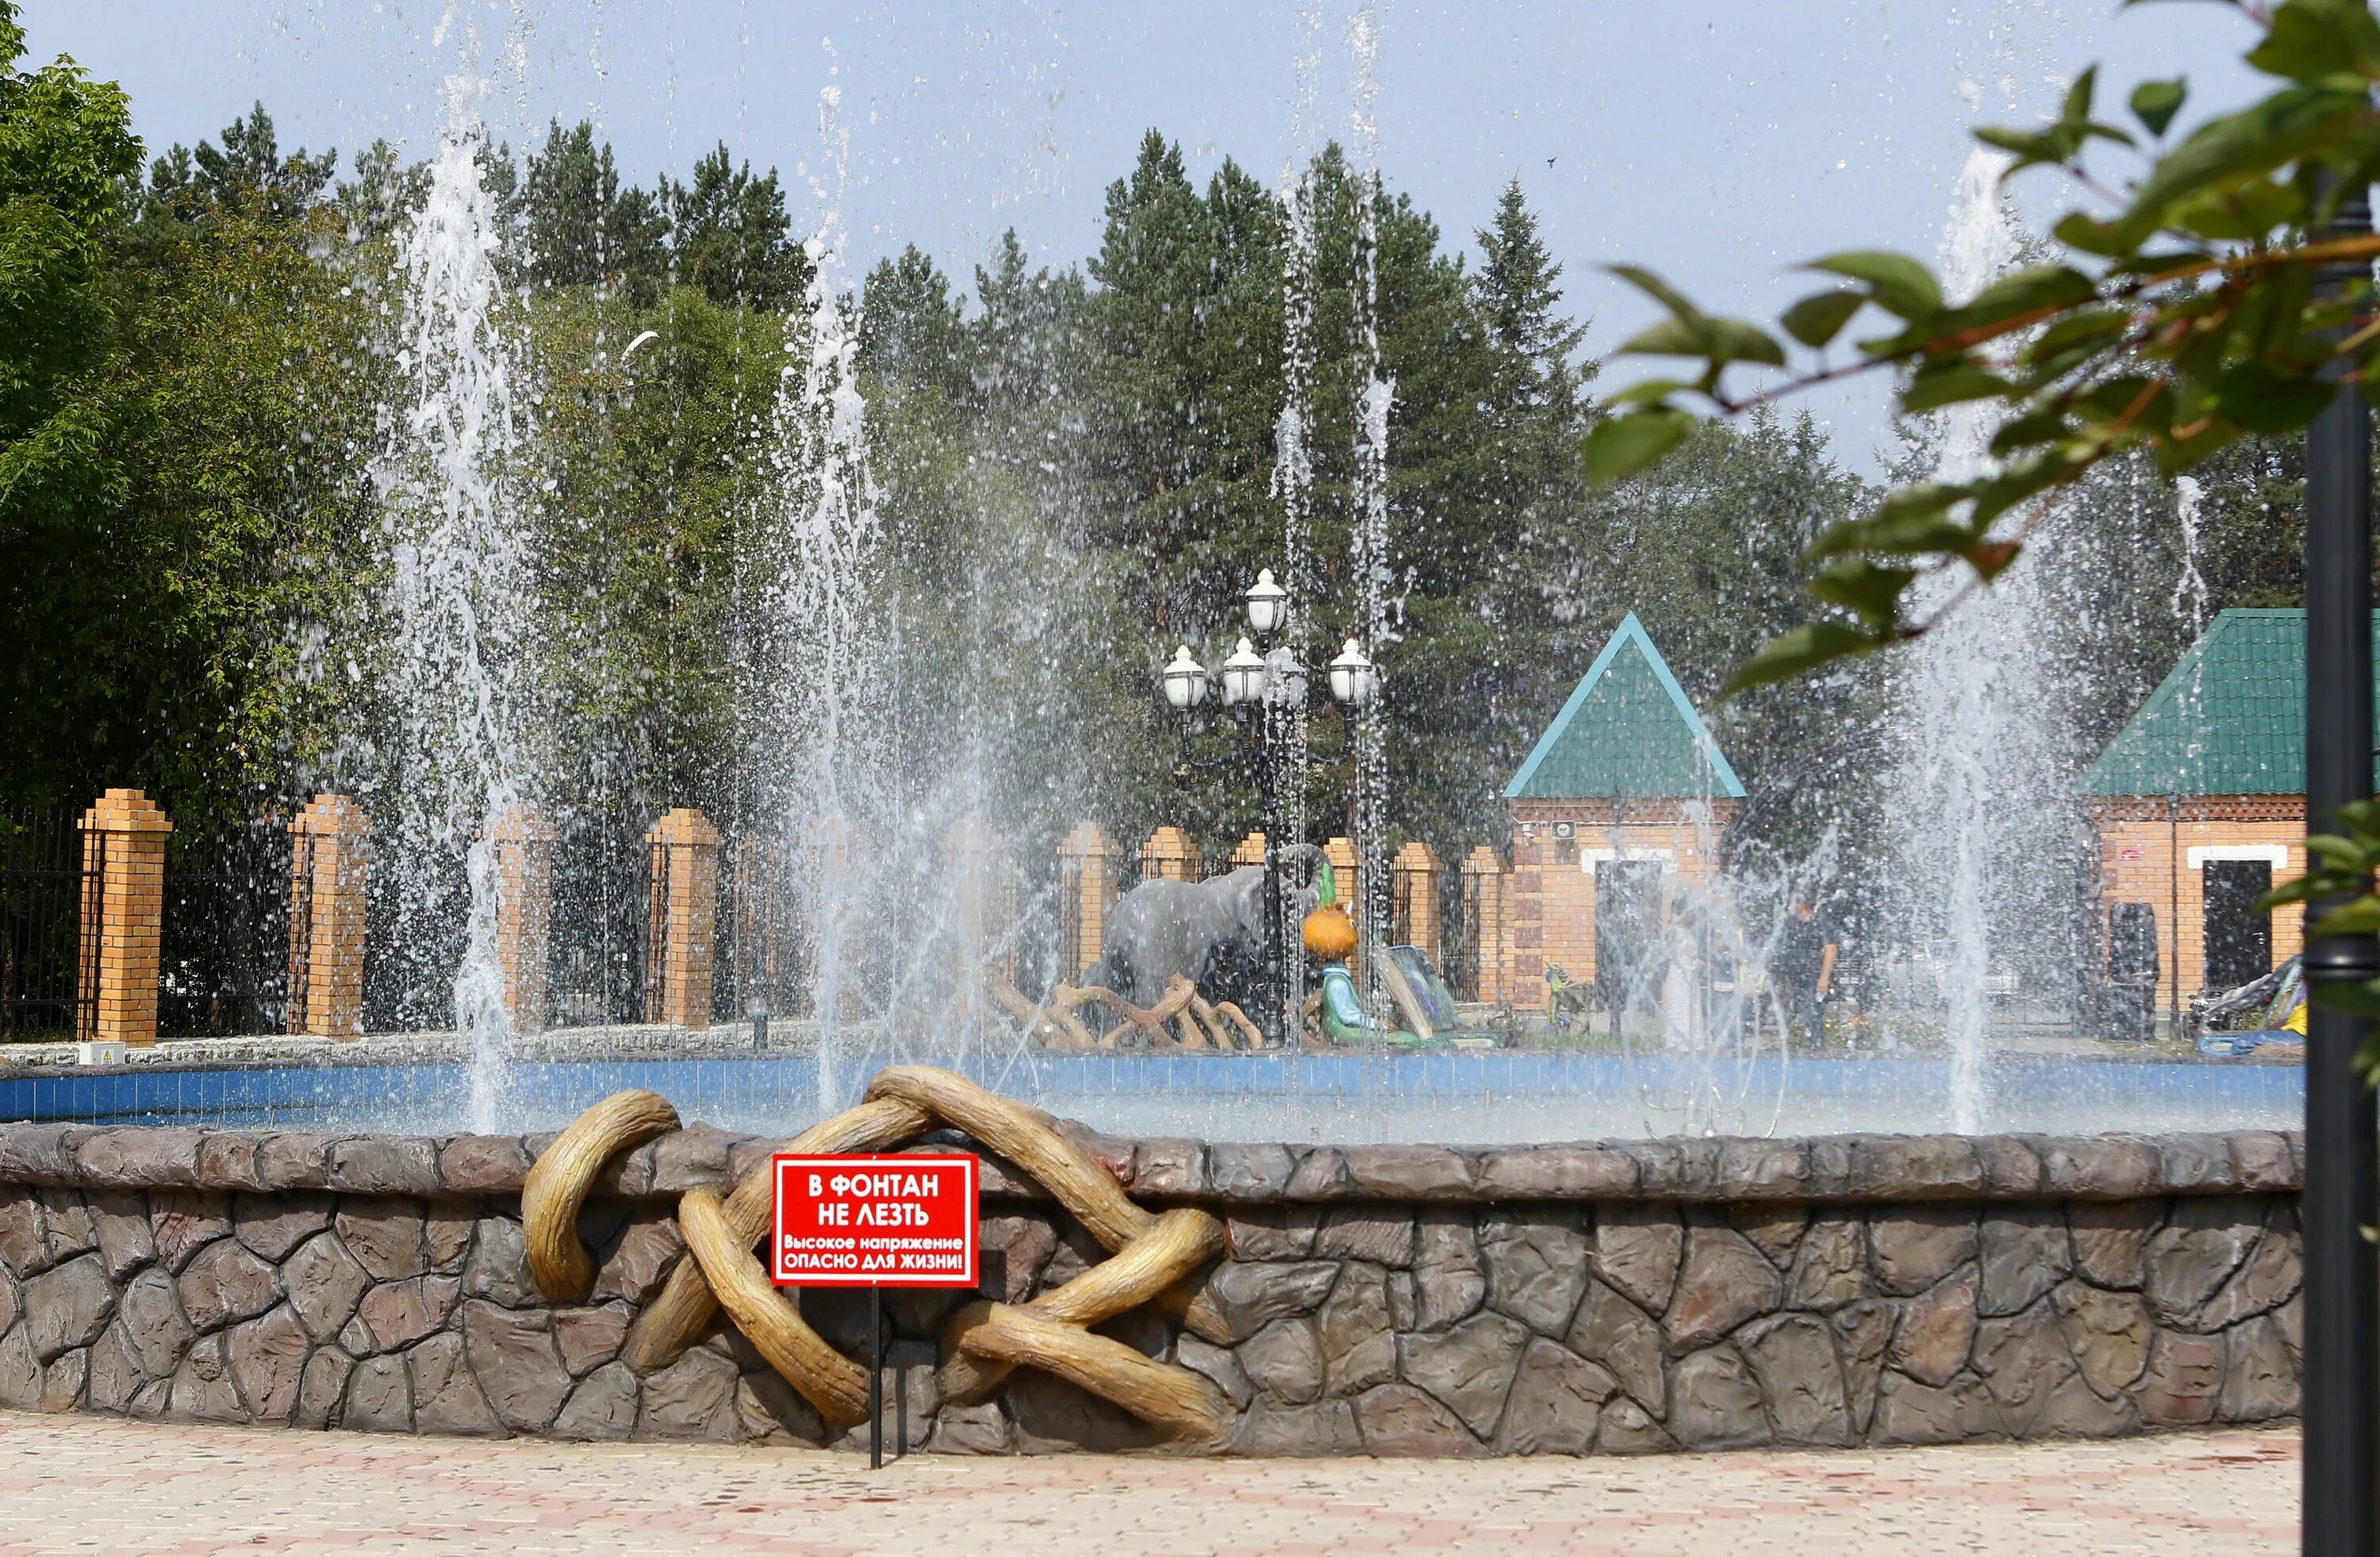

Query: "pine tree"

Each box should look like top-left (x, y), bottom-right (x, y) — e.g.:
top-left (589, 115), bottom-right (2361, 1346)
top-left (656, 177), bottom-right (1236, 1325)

top-left (519, 121), bottom-right (667, 303)
top-left (144, 102), bottom-right (336, 224)
top-left (662, 144), bottom-right (808, 313)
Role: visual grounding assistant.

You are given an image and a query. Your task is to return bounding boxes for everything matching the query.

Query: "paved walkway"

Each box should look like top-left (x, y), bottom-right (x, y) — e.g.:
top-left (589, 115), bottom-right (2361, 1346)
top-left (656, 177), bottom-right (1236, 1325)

top-left (0, 1412), bottom-right (2297, 1555)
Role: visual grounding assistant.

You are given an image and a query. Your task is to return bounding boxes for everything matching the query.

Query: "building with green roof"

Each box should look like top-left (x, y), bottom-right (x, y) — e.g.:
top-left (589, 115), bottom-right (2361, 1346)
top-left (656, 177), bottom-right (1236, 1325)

top-left (1493, 613), bottom-right (1742, 1010)
top-left (1504, 612), bottom-right (1746, 803)
top-left (2085, 608), bottom-right (2370, 1011)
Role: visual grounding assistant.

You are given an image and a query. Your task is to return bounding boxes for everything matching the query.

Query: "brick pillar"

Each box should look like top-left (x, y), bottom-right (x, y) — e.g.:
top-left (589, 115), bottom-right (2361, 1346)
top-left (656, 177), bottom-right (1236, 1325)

top-left (644, 807), bottom-right (723, 1030)
top-left (1462, 846), bottom-right (1509, 1004)
top-left (287, 794), bottom-right (371, 1038)
top-left (1392, 840), bottom-right (1446, 962)
top-left (1141, 826), bottom-right (1203, 884)
top-left (78, 789), bottom-right (173, 1047)
top-left (1058, 823), bottom-right (1119, 979)
top-left (1323, 835), bottom-right (1360, 908)
top-left (1231, 830), bottom-right (1268, 869)
top-left (490, 803), bottom-right (557, 1036)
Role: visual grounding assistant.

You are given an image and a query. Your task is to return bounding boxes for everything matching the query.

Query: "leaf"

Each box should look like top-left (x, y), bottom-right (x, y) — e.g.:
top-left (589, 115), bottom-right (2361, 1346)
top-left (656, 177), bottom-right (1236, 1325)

top-left (1975, 126), bottom-right (2067, 171)
top-left (1949, 264), bottom-right (2100, 331)
top-left (1902, 359), bottom-right (2014, 412)
top-left (2213, 360), bottom-right (2335, 432)
top-left (2052, 210), bottom-right (2132, 259)
top-left (1607, 377), bottom-right (1695, 407)
top-left (2062, 64), bottom-right (2099, 128)
top-left (2334, 799), bottom-right (2380, 834)
top-left (2107, 85), bottom-right (2367, 252)
top-left (1989, 409), bottom-right (2075, 455)
top-left (2025, 308), bottom-right (2132, 361)
top-left (1779, 290), bottom-right (1865, 348)
top-left (2312, 979), bottom-right (2380, 1020)
top-left (1719, 621), bottom-right (1889, 699)
top-left (1808, 558), bottom-right (1917, 628)
top-left (1806, 251), bottom-right (1944, 320)
top-left (2245, 0), bottom-right (2380, 86)
top-left (2308, 898), bottom-right (2380, 939)
top-left (1617, 315), bottom-right (1787, 368)
top-left (1971, 449), bottom-right (2085, 529)
top-left (1583, 406), bottom-right (1695, 485)
top-left (2132, 76), bottom-right (2187, 137)
top-left (1604, 263), bottom-right (1708, 323)
top-left (1805, 509), bottom-right (1979, 563)
top-left (1616, 319), bottom-right (1719, 359)
top-left (2167, 175), bottom-right (2305, 240)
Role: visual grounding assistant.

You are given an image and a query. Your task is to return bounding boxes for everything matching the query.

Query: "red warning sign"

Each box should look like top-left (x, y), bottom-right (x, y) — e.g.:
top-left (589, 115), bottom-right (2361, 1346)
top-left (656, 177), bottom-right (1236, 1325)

top-left (770, 1153), bottom-right (981, 1288)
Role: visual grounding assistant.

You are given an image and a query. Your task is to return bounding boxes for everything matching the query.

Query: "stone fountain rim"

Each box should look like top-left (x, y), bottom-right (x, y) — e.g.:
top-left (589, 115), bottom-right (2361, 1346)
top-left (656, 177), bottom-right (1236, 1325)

top-left (0, 1022), bottom-right (2310, 1076)
top-left (0, 1118), bottom-right (2298, 1208)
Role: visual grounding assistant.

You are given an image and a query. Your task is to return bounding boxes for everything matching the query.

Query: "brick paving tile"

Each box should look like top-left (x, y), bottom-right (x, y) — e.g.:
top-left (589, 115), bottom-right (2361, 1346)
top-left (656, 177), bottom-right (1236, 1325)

top-left (0, 1410), bottom-right (2296, 1556)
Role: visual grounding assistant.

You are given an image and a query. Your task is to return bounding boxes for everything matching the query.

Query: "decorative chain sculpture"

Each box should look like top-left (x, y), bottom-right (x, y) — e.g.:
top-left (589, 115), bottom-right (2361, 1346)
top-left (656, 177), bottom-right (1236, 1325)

top-left (991, 974), bottom-right (1265, 1051)
top-left (520, 1064), bottom-right (1237, 1441)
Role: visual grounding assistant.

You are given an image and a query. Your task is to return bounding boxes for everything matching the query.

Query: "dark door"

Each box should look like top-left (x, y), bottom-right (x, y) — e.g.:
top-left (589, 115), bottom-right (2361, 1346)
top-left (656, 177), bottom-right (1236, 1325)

top-left (2202, 860), bottom-right (2274, 993)
top-left (1595, 860), bottom-right (1664, 1023)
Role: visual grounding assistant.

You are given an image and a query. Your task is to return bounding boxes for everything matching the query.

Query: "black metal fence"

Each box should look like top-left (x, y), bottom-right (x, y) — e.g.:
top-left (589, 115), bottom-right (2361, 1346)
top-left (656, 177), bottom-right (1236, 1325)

top-left (0, 810), bottom-right (90, 1041)
top-left (547, 809), bottom-right (648, 1028)
top-left (715, 835), bottom-right (799, 1023)
top-left (159, 814), bottom-right (292, 1038)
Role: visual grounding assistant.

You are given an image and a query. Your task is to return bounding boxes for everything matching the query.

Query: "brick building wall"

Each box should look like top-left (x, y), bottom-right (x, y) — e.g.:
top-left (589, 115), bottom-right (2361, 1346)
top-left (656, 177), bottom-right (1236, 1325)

top-left (2090, 795), bottom-right (2306, 1011)
top-left (1505, 797), bottom-right (1733, 1011)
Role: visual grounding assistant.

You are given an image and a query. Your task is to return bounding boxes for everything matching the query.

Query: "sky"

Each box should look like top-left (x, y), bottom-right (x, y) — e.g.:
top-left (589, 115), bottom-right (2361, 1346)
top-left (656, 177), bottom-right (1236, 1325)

top-left (23, 0), bottom-right (2270, 474)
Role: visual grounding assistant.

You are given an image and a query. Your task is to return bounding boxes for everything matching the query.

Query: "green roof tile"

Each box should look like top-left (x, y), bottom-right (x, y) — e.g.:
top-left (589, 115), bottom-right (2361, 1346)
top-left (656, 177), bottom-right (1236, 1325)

top-left (2085, 608), bottom-right (2380, 796)
top-left (1504, 613), bottom-right (1746, 801)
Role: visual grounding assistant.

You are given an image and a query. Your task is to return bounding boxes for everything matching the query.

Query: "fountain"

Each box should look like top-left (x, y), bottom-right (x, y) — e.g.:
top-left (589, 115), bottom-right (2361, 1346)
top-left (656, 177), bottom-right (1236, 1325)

top-left (0, 1), bottom-right (2309, 1459)
top-left (363, 48), bottom-right (540, 1133)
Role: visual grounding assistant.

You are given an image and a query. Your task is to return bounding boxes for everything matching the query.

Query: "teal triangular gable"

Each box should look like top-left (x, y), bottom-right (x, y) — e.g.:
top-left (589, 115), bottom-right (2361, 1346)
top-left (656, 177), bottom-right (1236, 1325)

top-left (1504, 613), bottom-right (1746, 800)
top-left (2086, 608), bottom-right (2380, 797)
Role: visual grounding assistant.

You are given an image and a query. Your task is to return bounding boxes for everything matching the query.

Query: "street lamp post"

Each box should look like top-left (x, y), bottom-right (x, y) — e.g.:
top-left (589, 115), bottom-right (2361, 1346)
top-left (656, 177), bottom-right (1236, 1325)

top-left (1157, 570), bottom-right (1376, 1045)
top-left (1217, 634), bottom-right (1282, 1045)
top-left (2301, 171), bottom-right (2378, 1557)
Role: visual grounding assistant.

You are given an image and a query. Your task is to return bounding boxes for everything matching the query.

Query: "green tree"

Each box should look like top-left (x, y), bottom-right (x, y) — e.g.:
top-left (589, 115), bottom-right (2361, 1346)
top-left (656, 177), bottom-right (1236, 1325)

top-left (0, 0), bottom-right (142, 807)
top-left (662, 144), bottom-right (808, 313)
top-left (518, 120), bottom-right (667, 303)
top-left (144, 102), bottom-right (335, 224)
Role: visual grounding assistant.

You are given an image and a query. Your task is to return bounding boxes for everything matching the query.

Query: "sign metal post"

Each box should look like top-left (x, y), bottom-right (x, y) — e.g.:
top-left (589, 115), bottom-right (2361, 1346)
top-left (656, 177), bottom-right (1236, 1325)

top-left (771, 1153), bottom-right (981, 1469)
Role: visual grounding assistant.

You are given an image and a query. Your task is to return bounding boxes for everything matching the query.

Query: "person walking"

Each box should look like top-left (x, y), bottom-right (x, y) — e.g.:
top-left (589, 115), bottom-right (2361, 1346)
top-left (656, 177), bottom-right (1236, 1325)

top-left (1774, 895), bottom-right (1839, 1052)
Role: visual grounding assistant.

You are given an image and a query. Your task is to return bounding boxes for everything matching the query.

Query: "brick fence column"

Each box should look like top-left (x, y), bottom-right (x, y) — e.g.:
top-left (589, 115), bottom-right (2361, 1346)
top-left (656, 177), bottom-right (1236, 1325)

top-left (1461, 845), bottom-right (1509, 1004)
top-left (287, 794), bottom-right (371, 1038)
top-left (1323, 835), bottom-right (1360, 911)
top-left (1392, 840), bottom-right (1446, 963)
top-left (644, 807), bottom-right (723, 1030)
top-left (78, 789), bottom-right (173, 1047)
top-left (1058, 823), bottom-right (1118, 979)
top-left (491, 803), bottom-right (558, 1036)
top-left (1231, 830), bottom-right (1267, 869)
top-left (1142, 825), bottom-right (1203, 884)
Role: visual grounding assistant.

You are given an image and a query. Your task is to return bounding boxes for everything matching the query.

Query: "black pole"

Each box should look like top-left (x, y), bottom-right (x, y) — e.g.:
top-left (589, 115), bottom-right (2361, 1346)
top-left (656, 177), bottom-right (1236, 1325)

top-left (869, 1284), bottom-right (883, 1470)
top-left (2302, 167), bottom-right (2378, 1557)
top-left (1261, 704), bottom-right (1284, 1047)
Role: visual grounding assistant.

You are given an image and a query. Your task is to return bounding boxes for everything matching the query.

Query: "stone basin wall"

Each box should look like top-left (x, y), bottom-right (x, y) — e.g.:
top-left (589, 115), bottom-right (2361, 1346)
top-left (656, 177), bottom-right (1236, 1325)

top-left (0, 1123), bottom-right (2302, 1455)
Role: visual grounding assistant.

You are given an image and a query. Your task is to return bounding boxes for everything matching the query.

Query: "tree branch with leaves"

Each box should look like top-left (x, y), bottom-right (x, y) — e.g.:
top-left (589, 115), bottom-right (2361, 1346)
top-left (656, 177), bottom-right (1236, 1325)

top-left (1589, 0), bottom-right (2380, 691)
top-left (1587, 0), bottom-right (2380, 1045)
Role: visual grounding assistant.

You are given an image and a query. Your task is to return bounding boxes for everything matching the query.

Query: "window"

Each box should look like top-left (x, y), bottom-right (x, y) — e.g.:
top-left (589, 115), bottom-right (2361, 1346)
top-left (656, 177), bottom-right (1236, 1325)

top-left (2202, 859), bottom-right (2274, 992)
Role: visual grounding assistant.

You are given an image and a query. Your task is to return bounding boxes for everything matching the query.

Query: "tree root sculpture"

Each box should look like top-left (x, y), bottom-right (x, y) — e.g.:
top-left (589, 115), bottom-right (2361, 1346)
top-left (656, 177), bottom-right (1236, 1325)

top-left (524, 1064), bottom-right (1234, 1444)
top-left (996, 976), bottom-right (1265, 1052)
top-left (521, 1089), bottom-right (681, 1302)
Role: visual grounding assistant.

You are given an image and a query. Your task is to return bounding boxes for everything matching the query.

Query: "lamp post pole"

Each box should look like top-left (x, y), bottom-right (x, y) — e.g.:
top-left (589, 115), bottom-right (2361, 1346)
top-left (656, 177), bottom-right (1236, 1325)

top-left (1161, 572), bottom-right (1374, 1048)
top-left (2301, 167), bottom-right (2378, 1557)
top-left (1257, 704), bottom-right (1285, 1048)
